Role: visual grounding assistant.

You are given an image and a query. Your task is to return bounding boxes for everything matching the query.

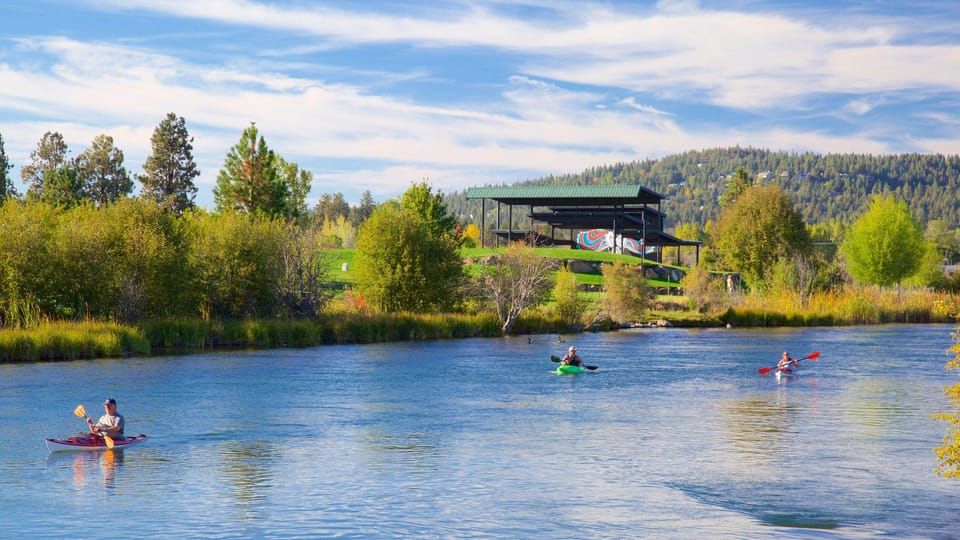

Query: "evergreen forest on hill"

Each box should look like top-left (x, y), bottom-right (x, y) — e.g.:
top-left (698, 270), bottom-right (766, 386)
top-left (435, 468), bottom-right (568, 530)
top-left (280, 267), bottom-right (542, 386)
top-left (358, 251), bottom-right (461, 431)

top-left (444, 147), bottom-right (960, 230)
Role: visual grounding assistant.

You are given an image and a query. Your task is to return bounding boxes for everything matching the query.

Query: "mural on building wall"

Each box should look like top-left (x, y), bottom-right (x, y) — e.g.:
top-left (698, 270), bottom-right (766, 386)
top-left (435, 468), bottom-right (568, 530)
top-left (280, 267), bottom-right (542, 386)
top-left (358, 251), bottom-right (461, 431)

top-left (575, 229), bottom-right (653, 257)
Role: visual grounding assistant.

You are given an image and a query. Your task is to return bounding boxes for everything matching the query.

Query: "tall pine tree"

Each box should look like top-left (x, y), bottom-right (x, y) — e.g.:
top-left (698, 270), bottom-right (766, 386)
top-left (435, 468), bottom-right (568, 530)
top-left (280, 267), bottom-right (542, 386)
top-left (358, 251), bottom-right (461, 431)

top-left (138, 113), bottom-right (200, 214)
top-left (21, 132), bottom-right (68, 198)
top-left (0, 131), bottom-right (15, 204)
top-left (75, 134), bottom-right (132, 206)
top-left (214, 122), bottom-right (289, 218)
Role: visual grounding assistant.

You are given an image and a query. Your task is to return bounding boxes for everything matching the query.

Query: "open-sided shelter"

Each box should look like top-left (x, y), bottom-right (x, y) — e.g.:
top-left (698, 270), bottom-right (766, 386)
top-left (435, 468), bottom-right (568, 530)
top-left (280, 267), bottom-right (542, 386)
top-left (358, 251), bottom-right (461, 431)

top-left (464, 185), bottom-right (700, 265)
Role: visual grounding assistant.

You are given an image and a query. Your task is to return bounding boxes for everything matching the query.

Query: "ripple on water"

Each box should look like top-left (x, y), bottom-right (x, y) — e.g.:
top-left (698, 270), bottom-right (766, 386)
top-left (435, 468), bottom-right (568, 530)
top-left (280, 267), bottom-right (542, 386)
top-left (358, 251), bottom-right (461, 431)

top-left (2, 325), bottom-right (959, 538)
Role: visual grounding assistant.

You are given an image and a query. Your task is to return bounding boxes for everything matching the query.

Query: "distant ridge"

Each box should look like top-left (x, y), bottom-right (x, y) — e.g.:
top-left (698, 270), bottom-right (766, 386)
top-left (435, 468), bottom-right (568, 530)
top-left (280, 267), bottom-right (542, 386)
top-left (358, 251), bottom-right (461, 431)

top-left (446, 147), bottom-right (960, 229)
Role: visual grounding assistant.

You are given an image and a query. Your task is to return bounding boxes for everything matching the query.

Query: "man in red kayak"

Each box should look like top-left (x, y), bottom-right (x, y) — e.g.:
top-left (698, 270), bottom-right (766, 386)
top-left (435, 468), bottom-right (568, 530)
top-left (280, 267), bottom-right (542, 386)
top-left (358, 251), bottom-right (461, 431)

top-left (88, 398), bottom-right (125, 440)
top-left (560, 346), bottom-right (583, 367)
top-left (777, 352), bottom-right (799, 372)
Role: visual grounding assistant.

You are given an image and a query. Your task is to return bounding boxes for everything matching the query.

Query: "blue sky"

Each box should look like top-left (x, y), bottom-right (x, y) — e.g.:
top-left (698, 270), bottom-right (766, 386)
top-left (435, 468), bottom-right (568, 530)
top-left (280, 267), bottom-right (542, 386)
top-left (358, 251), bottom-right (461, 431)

top-left (1, 0), bottom-right (958, 208)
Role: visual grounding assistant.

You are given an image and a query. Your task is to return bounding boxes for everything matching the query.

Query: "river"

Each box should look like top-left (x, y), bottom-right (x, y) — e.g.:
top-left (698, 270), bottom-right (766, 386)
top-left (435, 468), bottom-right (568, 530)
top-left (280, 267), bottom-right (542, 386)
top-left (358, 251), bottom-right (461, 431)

top-left (1, 324), bottom-right (958, 538)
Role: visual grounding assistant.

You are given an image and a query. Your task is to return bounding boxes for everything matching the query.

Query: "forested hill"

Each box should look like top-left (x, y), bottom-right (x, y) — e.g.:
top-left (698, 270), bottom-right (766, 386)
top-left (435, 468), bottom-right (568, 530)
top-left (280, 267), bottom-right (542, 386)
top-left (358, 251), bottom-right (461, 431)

top-left (446, 148), bottom-right (960, 229)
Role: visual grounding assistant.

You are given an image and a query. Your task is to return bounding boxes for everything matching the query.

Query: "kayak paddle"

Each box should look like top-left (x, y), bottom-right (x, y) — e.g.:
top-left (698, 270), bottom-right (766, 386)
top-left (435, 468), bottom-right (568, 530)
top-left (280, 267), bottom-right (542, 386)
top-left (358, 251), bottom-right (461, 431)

top-left (758, 351), bottom-right (820, 375)
top-left (74, 404), bottom-right (114, 449)
top-left (550, 355), bottom-right (599, 370)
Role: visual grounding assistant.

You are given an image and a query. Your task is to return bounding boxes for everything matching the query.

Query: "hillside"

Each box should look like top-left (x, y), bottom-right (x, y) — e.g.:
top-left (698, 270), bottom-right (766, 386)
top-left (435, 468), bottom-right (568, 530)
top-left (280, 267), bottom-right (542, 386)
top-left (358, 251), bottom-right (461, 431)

top-left (445, 147), bottom-right (960, 230)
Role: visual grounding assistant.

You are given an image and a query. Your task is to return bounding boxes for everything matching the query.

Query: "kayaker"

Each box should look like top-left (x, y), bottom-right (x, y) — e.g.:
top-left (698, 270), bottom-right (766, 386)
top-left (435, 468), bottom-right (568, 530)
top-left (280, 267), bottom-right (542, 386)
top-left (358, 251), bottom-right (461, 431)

top-left (88, 398), bottom-right (125, 440)
top-left (560, 346), bottom-right (583, 367)
top-left (777, 352), bottom-right (798, 371)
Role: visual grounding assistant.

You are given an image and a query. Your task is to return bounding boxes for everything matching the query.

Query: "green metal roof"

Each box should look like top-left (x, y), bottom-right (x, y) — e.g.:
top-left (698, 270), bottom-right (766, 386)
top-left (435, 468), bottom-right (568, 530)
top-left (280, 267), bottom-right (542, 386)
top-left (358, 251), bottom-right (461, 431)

top-left (465, 185), bottom-right (664, 205)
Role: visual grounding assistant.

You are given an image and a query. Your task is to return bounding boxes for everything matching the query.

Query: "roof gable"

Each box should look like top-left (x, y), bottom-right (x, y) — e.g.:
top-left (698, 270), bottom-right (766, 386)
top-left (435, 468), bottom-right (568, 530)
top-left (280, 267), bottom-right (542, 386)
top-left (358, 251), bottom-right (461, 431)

top-left (465, 185), bottom-right (664, 205)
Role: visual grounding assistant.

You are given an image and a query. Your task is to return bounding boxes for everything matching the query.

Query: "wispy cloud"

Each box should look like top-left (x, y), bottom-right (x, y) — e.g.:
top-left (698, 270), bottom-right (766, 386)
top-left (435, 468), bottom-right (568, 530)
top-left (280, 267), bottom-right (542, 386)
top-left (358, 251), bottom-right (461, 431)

top-left (0, 1), bottom-right (956, 205)
top-left (88, 0), bottom-right (957, 108)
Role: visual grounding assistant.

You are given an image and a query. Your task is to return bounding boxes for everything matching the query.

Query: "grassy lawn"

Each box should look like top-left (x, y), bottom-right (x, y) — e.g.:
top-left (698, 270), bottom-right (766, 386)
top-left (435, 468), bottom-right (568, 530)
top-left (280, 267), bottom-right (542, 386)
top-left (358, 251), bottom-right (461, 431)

top-left (330, 246), bottom-right (687, 291)
top-left (461, 247), bottom-right (660, 266)
top-left (325, 249), bottom-right (356, 287)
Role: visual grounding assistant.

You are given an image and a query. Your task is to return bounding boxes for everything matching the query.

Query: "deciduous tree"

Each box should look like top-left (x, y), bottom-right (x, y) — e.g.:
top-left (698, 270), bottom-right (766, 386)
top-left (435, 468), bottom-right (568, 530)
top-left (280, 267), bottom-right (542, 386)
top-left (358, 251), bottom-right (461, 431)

top-left (475, 242), bottom-right (554, 332)
top-left (318, 214), bottom-right (357, 249)
top-left (0, 202), bottom-right (57, 327)
top-left (100, 198), bottom-right (194, 321)
top-left (933, 328), bottom-right (960, 479)
top-left (766, 253), bottom-right (821, 306)
top-left (714, 184), bottom-right (811, 286)
top-left (601, 261), bottom-right (654, 321)
top-left (904, 240), bottom-right (947, 288)
top-left (462, 223), bottom-right (481, 248)
top-left (187, 210), bottom-right (284, 318)
top-left (314, 192), bottom-right (350, 225)
top-left (679, 264), bottom-right (727, 313)
top-left (842, 194), bottom-right (924, 287)
top-left (354, 201), bottom-right (463, 313)
top-left (925, 219), bottom-right (959, 265)
top-left (400, 181), bottom-right (458, 242)
top-left (553, 267), bottom-right (586, 327)
top-left (674, 222), bottom-right (706, 243)
top-left (276, 224), bottom-right (332, 318)
top-left (276, 156), bottom-right (312, 221)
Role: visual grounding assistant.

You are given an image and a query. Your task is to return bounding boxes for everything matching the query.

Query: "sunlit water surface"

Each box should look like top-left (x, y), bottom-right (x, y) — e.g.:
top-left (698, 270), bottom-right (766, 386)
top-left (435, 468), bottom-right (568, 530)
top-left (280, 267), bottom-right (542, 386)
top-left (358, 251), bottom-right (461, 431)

top-left (2, 325), bottom-right (959, 538)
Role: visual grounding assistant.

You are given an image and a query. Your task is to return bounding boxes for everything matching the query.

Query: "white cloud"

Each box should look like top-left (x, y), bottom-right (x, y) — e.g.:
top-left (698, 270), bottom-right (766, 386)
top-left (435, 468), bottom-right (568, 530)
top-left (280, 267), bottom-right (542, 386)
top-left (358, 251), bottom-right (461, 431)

top-left (844, 99), bottom-right (879, 116)
top-left (920, 111), bottom-right (960, 127)
top-left (825, 45), bottom-right (960, 93)
top-left (2, 1), bottom-right (957, 206)
top-left (87, 0), bottom-right (955, 113)
top-left (620, 97), bottom-right (673, 117)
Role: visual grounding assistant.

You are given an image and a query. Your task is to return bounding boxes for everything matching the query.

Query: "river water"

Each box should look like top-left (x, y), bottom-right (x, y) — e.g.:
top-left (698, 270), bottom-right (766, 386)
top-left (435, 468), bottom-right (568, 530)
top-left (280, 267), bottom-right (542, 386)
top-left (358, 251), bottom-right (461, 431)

top-left (1, 324), bottom-right (958, 538)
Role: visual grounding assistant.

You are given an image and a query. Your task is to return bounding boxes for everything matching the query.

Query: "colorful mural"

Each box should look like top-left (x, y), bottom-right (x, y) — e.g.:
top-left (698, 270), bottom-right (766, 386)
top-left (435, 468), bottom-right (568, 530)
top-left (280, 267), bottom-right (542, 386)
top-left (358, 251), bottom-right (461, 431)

top-left (575, 229), bottom-right (652, 257)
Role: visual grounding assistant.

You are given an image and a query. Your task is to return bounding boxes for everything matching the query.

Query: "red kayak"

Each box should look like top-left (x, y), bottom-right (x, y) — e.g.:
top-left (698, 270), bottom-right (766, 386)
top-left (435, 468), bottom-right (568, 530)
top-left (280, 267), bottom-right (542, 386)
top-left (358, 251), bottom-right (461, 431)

top-left (45, 434), bottom-right (148, 452)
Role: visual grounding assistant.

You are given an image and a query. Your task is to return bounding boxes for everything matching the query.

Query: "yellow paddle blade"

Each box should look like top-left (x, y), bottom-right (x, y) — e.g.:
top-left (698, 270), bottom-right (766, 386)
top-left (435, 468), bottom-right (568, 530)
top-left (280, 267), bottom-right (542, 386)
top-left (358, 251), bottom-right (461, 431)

top-left (74, 404), bottom-right (86, 418)
top-left (103, 434), bottom-right (115, 449)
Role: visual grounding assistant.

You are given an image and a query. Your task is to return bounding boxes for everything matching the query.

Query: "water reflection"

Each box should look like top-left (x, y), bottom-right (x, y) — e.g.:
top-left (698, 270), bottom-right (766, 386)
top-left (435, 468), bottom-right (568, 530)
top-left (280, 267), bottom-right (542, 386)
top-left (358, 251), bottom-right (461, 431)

top-left (364, 430), bottom-right (436, 455)
top-left (217, 440), bottom-right (275, 520)
top-left (720, 396), bottom-right (801, 458)
top-left (361, 429), bottom-right (440, 473)
top-left (843, 379), bottom-right (919, 430)
top-left (47, 449), bottom-right (124, 491)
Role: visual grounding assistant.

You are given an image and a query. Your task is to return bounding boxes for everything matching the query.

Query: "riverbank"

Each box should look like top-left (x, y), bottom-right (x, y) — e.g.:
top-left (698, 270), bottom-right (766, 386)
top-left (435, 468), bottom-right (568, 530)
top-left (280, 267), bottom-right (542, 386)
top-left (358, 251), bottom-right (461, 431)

top-left (0, 312), bottom-right (566, 363)
top-left (3, 288), bottom-right (958, 363)
top-left (1, 310), bottom-right (721, 363)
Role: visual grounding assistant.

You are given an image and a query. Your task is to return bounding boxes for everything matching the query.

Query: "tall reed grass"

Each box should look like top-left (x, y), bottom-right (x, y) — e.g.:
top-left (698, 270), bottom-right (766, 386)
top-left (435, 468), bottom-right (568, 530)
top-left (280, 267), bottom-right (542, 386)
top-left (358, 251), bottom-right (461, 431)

top-left (0, 321), bottom-right (149, 362)
top-left (6, 285), bottom-right (955, 362)
top-left (1, 312), bottom-right (528, 362)
top-left (722, 286), bottom-right (960, 326)
top-left (317, 312), bottom-right (504, 343)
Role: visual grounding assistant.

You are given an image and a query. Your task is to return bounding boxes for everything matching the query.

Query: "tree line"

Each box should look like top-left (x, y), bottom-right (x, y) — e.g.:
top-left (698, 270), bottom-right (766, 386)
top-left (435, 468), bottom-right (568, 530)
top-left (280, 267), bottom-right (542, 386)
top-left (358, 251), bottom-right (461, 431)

top-left (668, 164), bottom-right (960, 302)
top-left (0, 198), bottom-right (337, 326)
top-left (441, 147), bottom-right (960, 246)
top-left (0, 115), bottom-right (378, 227)
top-left (0, 113), bottom-right (383, 328)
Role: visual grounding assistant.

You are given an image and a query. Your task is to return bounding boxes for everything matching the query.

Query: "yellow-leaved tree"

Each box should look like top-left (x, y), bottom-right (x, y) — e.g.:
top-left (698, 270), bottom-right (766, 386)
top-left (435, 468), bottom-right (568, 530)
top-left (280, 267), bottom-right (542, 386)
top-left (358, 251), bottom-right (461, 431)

top-left (934, 327), bottom-right (960, 478)
top-left (553, 266), bottom-right (586, 328)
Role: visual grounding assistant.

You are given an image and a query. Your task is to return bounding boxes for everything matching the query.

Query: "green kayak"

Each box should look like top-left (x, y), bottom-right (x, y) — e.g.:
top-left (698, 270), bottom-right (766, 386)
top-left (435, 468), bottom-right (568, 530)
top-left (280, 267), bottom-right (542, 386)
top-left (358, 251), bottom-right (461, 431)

top-left (555, 364), bottom-right (585, 374)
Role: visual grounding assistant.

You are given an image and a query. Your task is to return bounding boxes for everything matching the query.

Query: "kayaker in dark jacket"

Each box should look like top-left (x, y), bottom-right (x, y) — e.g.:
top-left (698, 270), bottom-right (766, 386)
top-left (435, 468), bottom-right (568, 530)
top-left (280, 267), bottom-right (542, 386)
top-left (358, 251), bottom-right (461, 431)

top-left (88, 398), bottom-right (124, 440)
top-left (560, 346), bottom-right (583, 366)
